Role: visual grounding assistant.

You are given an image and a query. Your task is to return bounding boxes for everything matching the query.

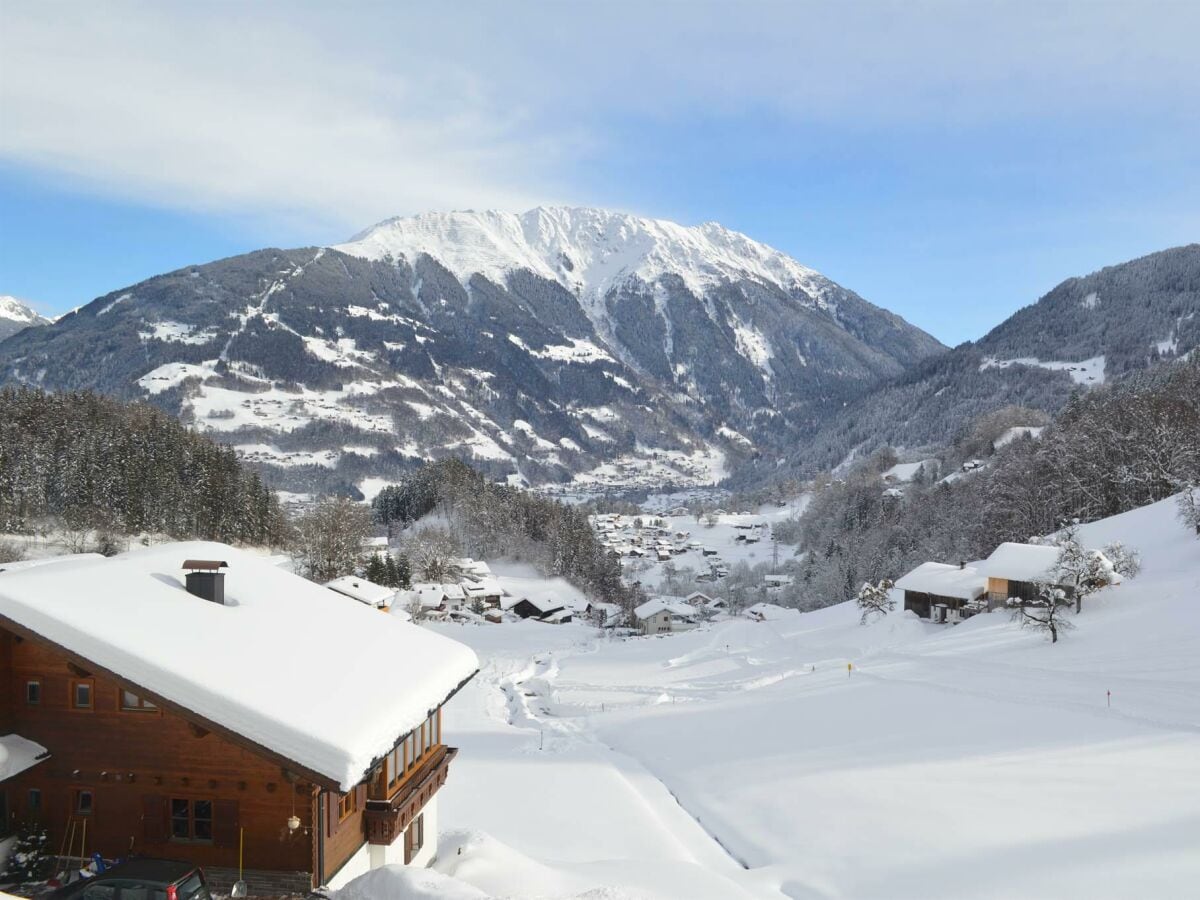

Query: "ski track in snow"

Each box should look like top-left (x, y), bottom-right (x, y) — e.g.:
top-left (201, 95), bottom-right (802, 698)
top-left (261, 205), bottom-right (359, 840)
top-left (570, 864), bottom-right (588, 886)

top-left (495, 644), bottom-right (765, 882)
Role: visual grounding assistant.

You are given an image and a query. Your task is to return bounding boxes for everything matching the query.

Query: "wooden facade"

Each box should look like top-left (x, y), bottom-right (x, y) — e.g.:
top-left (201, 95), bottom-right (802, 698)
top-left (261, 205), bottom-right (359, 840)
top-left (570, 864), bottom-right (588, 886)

top-left (903, 590), bottom-right (974, 622)
top-left (0, 621), bottom-right (454, 891)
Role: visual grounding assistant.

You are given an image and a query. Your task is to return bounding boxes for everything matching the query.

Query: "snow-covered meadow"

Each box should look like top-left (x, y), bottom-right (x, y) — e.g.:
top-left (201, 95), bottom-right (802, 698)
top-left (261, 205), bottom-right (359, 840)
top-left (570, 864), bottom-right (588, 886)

top-left (353, 495), bottom-right (1200, 899)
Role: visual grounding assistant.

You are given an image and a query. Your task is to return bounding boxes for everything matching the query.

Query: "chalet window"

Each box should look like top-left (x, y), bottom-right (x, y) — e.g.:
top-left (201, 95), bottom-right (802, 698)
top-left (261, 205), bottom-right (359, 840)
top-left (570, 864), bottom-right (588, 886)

top-left (70, 678), bottom-right (94, 710)
top-left (75, 789), bottom-right (94, 816)
top-left (28, 789), bottom-right (41, 817)
top-left (171, 798), bottom-right (213, 841)
top-left (120, 689), bottom-right (158, 712)
top-left (25, 680), bottom-right (41, 705)
top-left (337, 791), bottom-right (357, 821)
top-left (404, 813), bottom-right (424, 864)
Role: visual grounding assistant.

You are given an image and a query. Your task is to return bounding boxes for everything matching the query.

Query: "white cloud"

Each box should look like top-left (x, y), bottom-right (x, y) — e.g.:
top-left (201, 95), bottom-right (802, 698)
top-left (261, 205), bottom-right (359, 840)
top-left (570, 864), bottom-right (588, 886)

top-left (2, 1), bottom-right (1196, 232)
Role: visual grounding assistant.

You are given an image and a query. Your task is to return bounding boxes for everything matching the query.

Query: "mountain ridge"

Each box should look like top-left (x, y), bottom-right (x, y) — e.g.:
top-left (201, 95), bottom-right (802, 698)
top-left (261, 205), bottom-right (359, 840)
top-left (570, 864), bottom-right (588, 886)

top-left (737, 243), bottom-right (1200, 485)
top-left (0, 208), bottom-right (943, 497)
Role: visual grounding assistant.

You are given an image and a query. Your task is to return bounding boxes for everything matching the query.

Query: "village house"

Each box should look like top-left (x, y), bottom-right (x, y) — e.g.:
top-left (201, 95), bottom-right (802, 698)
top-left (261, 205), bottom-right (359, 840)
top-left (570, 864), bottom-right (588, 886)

top-left (504, 595), bottom-right (566, 622)
top-left (634, 598), bottom-right (698, 635)
top-left (978, 542), bottom-right (1069, 606)
top-left (324, 575), bottom-right (396, 610)
top-left (763, 574), bottom-right (793, 594)
top-left (897, 541), bottom-right (1122, 624)
top-left (894, 561), bottom-right (988, 623)
top-left (0, 544), bottom-right (478, 893)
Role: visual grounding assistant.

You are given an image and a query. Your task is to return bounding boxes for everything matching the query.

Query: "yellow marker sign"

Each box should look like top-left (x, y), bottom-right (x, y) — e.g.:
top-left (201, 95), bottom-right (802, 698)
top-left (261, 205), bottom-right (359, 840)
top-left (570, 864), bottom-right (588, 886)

top-left (847, 662), bottom-right (853, 677)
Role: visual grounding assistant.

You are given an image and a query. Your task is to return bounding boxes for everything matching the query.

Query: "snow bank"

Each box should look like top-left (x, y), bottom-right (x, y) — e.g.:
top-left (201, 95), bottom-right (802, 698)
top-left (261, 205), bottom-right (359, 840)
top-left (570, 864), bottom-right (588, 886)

top-left (330, 865), bottom-right (487, 900)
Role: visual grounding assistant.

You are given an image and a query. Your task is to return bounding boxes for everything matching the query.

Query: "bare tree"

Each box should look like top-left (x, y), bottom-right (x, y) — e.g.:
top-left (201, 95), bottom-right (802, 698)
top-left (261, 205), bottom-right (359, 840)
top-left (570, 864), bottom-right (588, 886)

top-left (1178, 485), bottom-right (1200, 537)
top-left (1050, 526), bottom-right (1136, 614)
top-left (856, 578), bottom-right (895, 624)
top-left (402, 525), bottom-right (462, 583)
top-left (0, 539), bottom-right (26, 565)
top-left (1009, 583), bottom-right (1074, 644)
top-left (292, 497), bottom-right (371, 582)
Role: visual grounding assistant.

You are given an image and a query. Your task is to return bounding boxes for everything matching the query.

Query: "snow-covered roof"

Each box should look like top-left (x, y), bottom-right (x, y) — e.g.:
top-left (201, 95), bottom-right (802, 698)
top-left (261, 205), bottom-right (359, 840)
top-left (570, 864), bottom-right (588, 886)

top-left (894, 562), bottom-right (987, 600)
top-left (504, 594), bottom-right (561, 613)
top-left (0, 543), bottom-right (478, 790)
top-left (979, 543), bottom-right (1062, 582)
top-left (463, 577), bottom-right (504, 597)
top-left (541, 609), bottom-right (573, 623)
top-left (0, 734), bottom-right (49, 782)
top-left (634, 598), bottom-right (697, 621)
top-left (0, 553), bottom-right (104, 575)
top-left (324, 575), bottom-right (396, 607)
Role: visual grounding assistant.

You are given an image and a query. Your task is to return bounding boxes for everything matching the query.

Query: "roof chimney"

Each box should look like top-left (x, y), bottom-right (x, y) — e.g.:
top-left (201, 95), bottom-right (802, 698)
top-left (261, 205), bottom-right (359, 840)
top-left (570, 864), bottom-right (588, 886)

top-left (183, 559), bottom-right (228, 605)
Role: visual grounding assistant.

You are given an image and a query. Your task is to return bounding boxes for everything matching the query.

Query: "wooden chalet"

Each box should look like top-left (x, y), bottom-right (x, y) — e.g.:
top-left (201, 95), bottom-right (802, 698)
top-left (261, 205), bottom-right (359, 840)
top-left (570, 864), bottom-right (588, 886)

top-left (894, 562), bottom-right (988, 623)
top-left (978, 542), bottom-right (1068, 607)
top-left (0, 544), bottom-right (478, 894)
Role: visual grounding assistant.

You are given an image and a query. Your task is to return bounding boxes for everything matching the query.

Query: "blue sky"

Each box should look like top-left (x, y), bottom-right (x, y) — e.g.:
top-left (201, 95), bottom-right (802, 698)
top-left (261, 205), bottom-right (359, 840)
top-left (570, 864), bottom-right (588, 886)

top-left (2, 1), bottom-right (1197, 345)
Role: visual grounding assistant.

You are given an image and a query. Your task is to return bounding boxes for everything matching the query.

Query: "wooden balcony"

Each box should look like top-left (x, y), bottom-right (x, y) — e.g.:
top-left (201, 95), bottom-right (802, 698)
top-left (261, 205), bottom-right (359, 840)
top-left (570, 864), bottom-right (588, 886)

top-left (364, 746), bottom-right (456, 846)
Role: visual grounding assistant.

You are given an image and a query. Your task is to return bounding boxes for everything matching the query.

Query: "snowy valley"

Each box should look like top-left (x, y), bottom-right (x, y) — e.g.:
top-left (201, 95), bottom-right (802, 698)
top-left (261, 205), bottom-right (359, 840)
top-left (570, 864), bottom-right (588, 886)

top-left (361, 494), bottom-right (1200, 899)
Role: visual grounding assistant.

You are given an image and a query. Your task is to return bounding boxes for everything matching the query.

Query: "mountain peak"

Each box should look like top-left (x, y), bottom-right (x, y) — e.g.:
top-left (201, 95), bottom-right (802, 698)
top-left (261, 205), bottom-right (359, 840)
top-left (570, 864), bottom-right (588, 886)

top-left (334, 207), bottom-right (832, 306)
top-left (0, 295), bottom-right (52, 340)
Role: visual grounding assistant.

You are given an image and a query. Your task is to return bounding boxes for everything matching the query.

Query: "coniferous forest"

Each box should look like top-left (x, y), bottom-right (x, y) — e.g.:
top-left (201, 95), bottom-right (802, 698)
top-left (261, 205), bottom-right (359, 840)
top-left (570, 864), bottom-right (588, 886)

top-left (0, 386), bottom-right (286, 545)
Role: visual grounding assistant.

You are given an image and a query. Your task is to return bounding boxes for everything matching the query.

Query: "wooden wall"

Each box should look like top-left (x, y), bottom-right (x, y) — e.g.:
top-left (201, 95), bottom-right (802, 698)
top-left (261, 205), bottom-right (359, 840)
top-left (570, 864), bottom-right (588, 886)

top-left (1, 625), bottom-right (316, 881)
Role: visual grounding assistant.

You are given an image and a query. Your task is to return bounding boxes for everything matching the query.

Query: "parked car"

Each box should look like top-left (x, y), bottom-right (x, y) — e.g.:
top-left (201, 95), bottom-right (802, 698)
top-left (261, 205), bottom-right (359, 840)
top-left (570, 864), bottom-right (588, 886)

top-left (51, 859), bottom-right (211, 900)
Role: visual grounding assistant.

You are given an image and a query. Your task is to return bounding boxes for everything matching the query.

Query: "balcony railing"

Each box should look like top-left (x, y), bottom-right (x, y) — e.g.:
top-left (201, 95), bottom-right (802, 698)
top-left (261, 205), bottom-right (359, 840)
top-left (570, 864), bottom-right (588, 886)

top-left (364, 746), bottom-right (456, 846)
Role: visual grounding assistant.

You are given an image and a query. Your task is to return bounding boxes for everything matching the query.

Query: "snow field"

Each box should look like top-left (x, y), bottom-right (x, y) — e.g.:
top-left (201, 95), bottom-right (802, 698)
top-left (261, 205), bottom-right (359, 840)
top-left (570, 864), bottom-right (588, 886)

top-left (386, 495), bottom-right (1200, 898)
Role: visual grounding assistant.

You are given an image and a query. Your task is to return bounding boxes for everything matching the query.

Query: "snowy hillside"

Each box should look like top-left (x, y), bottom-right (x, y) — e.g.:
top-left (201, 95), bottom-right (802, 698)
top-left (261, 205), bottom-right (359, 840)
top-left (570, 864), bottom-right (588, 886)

top-left (381, 494), bottom-right (1200, 899)
top-left (0, 210), bottom-right (942, 495)
top-left (0, 295), bottom-right (50, 341)
top-left (754, 243), bottom-right (1200, 481)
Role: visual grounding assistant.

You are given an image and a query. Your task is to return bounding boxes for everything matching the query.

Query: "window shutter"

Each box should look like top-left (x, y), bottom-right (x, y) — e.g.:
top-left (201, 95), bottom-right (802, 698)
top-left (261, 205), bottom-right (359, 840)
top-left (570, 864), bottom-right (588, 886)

top-left (403, 821), bottom-right (414, 864)
top-left (142, 795), bottom-right (166, 843)
top-left (326, 792), bottom-right (339, 837)
top-left (212, 799), bottom-right (239, 848)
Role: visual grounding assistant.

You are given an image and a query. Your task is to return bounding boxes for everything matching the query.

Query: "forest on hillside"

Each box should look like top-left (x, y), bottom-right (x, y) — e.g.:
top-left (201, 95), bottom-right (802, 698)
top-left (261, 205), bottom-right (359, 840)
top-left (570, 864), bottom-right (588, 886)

top-left (373, 459), bottom-right (629, 604)
top-left (0, 387), bottom-right (286, 548)
top-left (785, 357), bottom-right (1200, 609)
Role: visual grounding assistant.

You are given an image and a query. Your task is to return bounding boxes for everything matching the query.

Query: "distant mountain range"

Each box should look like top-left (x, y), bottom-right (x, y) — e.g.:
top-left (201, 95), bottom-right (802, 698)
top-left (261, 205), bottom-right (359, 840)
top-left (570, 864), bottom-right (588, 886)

top-left (0, 208), bottom-right (942, 496)
top-left (2, 213), bottom-right (1193, 497)
top-left (0, 295), bottom-right (51, 341)
top-left (739, 243), bottom-right (1200, 483)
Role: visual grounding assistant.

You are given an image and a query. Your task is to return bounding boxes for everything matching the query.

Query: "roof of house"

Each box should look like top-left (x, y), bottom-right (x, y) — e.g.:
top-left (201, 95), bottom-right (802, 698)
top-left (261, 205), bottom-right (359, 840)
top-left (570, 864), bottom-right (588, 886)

top-left (0, 734), bottom-right (49, 782)
top-left (0, 553), bottom-right (104, 575)
top-left (506, 594), bottom-right (562, 614)
top-left (540, 609), bottom-right (573, 623)
top-left (634, 598), bottom-right (698, 621)
top-left (894, 562), bottom-right (987, 600)
top-left (324, 575), bottom-right (396, 607)
top-left (0, 542), bottom-right (478, 791)
top-left (979, 542), bottom-right (1062, 582)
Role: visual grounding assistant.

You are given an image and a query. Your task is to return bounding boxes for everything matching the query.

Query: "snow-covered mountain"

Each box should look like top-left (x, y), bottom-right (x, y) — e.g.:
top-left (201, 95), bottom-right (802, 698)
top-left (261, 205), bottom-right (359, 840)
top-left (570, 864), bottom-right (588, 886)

top-left (747, 243), bottom-right (1200, 482)
top-left (0, 207), bottom-right (942, 496)
top-left (338, 207), bottom-right (840, 315)
top-left (0, 295), bottom-right (51, 341)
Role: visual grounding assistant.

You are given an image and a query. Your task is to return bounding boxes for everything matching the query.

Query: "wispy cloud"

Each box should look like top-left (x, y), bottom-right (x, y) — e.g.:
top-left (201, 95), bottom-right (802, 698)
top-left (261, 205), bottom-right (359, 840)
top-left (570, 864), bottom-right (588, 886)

top-left (2, 1), bottom-right (1196, 233)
